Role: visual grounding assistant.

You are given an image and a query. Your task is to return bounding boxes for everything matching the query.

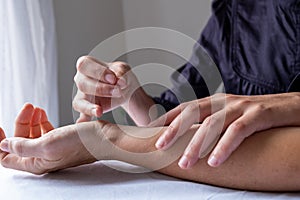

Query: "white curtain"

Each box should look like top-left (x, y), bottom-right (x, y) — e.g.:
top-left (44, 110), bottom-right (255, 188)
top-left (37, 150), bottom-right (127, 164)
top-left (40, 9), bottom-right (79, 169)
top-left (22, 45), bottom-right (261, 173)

top-left (0, 0), bottom-right (58, 136)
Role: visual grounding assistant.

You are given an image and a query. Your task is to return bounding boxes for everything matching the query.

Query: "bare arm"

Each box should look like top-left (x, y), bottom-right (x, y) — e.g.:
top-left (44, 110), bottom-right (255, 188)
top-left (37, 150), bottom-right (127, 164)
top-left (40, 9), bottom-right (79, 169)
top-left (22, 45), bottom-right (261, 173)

top-left (1, 105), bottom-right (300, 192)
top-left (98, 122), bottom-right (300, 191)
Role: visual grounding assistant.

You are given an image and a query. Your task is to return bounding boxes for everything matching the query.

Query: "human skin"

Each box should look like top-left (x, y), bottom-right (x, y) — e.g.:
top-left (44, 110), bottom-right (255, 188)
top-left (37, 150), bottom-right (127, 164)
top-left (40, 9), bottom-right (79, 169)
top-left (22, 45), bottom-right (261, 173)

top-left (0, 104), bottom-right (300, 191)
top-left (73, 56), bottom-right (300, 170)
top-left (73, 56), bottom-right (155, 125)
top-left (153, 92), bottom-right (300, 169)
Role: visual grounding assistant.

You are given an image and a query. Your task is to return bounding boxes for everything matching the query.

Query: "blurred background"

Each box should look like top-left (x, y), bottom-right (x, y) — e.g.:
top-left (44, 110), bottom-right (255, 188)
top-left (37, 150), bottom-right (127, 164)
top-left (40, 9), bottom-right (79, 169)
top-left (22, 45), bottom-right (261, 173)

top-left (54, 0), bottom-right (211, 126)
top-left (0, 0), bottom-right (211, 136)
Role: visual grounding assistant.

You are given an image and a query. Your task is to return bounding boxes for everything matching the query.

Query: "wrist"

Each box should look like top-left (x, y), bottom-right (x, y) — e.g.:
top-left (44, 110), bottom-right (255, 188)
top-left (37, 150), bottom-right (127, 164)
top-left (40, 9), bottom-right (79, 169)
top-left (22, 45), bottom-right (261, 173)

top-left (76, 120), bottom-right (116, 161)
top-left (122, 88), bottom-right (156, 126)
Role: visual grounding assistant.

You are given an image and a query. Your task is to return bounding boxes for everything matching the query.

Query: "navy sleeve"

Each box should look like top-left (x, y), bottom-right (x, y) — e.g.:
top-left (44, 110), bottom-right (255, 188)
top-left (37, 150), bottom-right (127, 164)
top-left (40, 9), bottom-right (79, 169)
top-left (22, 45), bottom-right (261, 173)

top-left (153, 61), bottom-right (210, 111)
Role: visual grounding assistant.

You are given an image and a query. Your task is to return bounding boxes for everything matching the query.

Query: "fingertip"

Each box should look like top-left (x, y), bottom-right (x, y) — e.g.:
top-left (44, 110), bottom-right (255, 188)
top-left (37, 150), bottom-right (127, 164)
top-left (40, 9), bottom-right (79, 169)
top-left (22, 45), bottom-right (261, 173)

top-left (105, 73), bottom-right (117, 85)
top-left (156, 127), bottom-right (176, 150)
top-left (92, 106), bottom-right (103, 118)
top-left (40, 109), bottom-right (48, 123)
top-left (0, 139), bottom-right (9, 153)
top-left (23, 103), bottom-right (34, 110)
top-left (155, 136), bottom-right (166, 149)
top-left (178, 155), bottom-right (189, 169)
top-left (31, 108), bottom-right (42, 126)
top-left (16, 103), bottom-right (35, 124)
top-left (207, 154), bottom-right (220, 167)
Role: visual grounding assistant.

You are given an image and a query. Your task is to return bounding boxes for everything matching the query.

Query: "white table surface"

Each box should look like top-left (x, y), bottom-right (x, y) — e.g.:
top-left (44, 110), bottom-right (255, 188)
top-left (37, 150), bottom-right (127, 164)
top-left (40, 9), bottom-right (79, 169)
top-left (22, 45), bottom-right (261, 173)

top-left (0, 161), bottom-right (299, 200)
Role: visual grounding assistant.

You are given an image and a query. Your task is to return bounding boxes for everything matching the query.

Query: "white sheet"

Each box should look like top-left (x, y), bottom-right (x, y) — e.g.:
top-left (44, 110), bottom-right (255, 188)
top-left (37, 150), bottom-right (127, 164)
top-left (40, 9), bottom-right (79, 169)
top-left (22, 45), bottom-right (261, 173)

top-left (0, 161), bottom-right (299, 200)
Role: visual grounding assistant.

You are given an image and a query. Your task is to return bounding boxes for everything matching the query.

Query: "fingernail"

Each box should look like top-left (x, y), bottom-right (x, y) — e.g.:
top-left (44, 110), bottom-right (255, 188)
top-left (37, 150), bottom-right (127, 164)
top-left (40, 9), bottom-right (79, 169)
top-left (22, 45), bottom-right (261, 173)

top-left (0, 139), bottom-right (9, 152)
top-left (156, 128), bottom-right (174, 149)
top-left (208, 155), bottom-right (218, 167)
top-left (105, 74), bottom-right (116, 84)
top-left (117, 78), bottom-right (127, 89)
top-left (178, 155), bottom-right (189, 169)
top-left (155, 137), bottom-right (166, 149)
top-left (111, 88), bottom-right (121, 96)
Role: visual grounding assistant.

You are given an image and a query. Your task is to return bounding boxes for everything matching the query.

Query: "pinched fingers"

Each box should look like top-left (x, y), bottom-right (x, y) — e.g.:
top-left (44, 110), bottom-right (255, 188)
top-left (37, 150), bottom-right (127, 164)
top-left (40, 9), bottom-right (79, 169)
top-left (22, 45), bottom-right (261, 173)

top-left (72, 91), bottom-right (103, 120)
top-left (75, 56), bottom-right (126, 98)
top-left (75, 73), bottom-right (121, 98)
top-left (76, 56), bottom-right (118, 84)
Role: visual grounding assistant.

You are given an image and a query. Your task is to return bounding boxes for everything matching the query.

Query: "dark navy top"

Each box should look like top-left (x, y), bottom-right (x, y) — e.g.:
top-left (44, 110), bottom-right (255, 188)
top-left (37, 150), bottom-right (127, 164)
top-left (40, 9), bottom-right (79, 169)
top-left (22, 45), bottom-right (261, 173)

top-left (153, 0), bottom-right (300, 111)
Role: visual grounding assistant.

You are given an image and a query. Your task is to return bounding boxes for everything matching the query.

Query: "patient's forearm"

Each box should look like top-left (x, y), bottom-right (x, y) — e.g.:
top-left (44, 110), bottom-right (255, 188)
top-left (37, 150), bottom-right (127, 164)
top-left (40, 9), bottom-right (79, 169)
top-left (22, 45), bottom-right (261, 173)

top-left (100, 123), bottom-right (196, 170)
top-left (88, 121), bottom-right (300, 192)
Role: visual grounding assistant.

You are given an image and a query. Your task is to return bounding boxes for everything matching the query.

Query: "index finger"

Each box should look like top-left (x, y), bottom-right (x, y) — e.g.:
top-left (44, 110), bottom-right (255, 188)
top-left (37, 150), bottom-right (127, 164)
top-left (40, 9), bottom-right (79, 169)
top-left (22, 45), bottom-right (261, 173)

top-left (77, 56), bottom-right (117, 84)
top-left (14, 103), bottom-right (34, 138)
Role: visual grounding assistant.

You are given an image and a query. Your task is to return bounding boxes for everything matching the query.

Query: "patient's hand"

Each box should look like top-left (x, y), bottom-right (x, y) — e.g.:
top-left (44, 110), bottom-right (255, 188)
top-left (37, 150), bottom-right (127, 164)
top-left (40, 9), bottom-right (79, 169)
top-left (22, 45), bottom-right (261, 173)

top-left (0, 104), bottom-right (97, 174)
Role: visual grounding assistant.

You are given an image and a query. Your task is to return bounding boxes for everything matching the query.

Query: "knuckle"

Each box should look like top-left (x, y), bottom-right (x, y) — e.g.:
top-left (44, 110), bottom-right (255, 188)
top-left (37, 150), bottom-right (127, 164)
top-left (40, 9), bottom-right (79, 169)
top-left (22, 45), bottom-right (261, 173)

top-left (186, 103), bottom-right (199, 112)
top-left (238, 99), bottom-right (252, 107)
top-left (217, 142), bottom-right (231, 155)
top-left (230, 121), bottom-right (247, 133)
top-left (1, 157), bottom-right (10, 168)
top-left (202, 116), bottom-right (213, 128)
top-left (76, 80), bottom-right (87, 92)
top-left (252, 103), bottom-right (271, 115)
top-left (185, 104), bottom-right (200, 119)
top-left (113, 62), bottom-right (131, 75)
top-left (177, 103), bottom-right (187, 111)
top-left (72, 99), bottom-right (81, 112)
top-left (165, 126), bottom-right (178, 141)
top-left (73, 73), bottom-right (79, 83)
top-left (225, 94), bottom-right (238, 102)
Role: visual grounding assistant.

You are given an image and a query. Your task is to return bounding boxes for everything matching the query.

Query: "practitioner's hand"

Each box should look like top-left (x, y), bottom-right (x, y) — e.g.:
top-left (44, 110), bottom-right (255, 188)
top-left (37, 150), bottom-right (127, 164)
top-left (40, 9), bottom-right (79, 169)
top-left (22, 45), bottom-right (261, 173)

top-left (73, 56), bottom-right (142, 123)
top-left (152, 93), bottom-right (300, 169)
top-left (0, 104), bottom-right (97, 174)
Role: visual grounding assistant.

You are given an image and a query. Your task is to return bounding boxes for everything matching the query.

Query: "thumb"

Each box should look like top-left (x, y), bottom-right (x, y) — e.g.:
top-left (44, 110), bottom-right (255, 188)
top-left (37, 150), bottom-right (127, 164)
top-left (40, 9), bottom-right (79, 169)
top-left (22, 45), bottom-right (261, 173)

top-left (0, 137), bottom-right (41, 158)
